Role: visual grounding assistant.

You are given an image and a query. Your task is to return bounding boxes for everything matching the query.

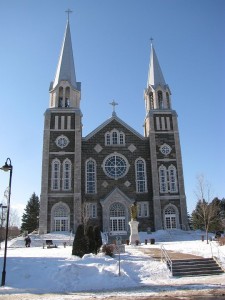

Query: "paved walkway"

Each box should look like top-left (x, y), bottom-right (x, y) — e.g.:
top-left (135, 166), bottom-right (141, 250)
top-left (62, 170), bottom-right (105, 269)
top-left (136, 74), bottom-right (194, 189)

top-left (140, 247), bottom-right (204, 260)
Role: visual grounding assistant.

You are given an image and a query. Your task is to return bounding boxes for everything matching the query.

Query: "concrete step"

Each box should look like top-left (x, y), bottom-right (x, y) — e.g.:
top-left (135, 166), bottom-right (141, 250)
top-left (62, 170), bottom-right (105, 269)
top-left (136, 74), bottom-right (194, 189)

top-left (170, 258), bottom-right (224, 277)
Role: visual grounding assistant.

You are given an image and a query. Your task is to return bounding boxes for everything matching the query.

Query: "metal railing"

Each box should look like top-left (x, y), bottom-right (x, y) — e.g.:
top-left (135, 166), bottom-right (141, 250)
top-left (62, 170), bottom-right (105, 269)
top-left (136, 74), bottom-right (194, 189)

top-left (161, 244), bottom-right (173, 274)
top-left (210, 241), bottom-right (225, 271)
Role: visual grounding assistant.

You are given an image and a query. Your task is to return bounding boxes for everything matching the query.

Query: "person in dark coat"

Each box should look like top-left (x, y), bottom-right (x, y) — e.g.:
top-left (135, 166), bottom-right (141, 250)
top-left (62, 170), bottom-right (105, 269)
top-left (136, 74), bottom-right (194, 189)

top-left (25, 235), bottom-right (31, 247)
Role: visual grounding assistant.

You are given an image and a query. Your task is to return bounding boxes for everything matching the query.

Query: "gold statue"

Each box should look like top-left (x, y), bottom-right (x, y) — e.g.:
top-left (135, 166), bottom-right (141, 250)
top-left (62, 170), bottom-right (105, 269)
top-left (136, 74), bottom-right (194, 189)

top-left (130, 202), bottom-right (137, 220)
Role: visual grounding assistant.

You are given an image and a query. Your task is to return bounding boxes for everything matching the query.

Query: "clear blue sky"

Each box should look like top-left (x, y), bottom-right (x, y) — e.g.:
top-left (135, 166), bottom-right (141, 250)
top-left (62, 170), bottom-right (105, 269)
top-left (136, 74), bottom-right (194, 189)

top-left (0, 0), bottom-right (224, 223)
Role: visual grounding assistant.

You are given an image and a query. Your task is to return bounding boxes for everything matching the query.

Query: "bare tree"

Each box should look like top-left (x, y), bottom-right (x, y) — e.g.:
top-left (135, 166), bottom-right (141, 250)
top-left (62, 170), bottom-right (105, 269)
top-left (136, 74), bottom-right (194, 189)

top-left (81, 199), bottom-right (91, 234)
top-left (193, 175), bottom-right (221, 243)
top-left (0, 187), bottom-right (20, 228)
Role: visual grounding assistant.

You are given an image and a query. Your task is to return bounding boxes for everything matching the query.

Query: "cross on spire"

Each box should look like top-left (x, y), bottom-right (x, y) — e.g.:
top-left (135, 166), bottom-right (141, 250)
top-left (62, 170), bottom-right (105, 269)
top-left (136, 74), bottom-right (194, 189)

top-left (65, 9), bottom-right (73, 21)
top-left (150, 37), bottom-right (154, 45)
top-left (109, 100), bottom-right (118, 116)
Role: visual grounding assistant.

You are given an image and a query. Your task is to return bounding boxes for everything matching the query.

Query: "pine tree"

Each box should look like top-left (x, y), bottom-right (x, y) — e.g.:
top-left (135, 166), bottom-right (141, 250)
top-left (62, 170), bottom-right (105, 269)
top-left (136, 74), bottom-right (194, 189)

top-left (21, 192), bottom-right (40, 233)
top-left (93, 226), bottom-right (102, 254)
top-left (72, 224), bottom-right (89, 258)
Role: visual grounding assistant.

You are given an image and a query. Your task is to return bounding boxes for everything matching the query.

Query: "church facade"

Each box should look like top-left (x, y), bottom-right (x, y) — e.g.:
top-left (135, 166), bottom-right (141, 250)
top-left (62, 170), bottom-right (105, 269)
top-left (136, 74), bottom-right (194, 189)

top-left (39, 19), bottom-right (188, 236)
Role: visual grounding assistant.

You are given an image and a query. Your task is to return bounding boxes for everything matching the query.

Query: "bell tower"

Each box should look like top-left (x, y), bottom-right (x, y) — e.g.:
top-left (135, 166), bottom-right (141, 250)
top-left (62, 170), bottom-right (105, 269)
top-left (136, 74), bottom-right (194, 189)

top-left (39, 15), bottom-right (82, 234)
top-left (144, 42), bottom-right (188, 230)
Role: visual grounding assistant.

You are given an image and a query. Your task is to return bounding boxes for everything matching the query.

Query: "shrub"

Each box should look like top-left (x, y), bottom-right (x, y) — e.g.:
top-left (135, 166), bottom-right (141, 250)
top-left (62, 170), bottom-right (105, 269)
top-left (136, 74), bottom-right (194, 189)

top-left (72, 224), bottom-right (89, 258)
top-left (86, 226), bottom-right (95, 254)
top-left (93, 226), bottom-right (102, 254)
top-left (102, 244), bottom-right (115, 257)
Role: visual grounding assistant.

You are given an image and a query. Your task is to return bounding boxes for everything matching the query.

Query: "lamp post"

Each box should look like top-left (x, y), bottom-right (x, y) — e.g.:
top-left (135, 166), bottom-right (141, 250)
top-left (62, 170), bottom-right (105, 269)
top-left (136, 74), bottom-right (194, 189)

top-left (0, 158), bottom-right (13, 286)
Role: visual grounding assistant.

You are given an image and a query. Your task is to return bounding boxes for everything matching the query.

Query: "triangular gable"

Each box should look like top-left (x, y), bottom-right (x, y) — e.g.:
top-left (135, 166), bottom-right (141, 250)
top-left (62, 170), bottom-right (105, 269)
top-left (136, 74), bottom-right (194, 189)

top-left (84, 114), bottom-right (144, 141)
top-left (100, 187), bottom-right (134, 207)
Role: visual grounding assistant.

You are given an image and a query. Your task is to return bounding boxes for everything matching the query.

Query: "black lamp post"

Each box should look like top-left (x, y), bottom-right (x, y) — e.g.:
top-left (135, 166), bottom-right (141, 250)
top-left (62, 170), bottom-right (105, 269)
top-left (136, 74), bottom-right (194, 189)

top-left (0, 158), bottom-right (13, 286)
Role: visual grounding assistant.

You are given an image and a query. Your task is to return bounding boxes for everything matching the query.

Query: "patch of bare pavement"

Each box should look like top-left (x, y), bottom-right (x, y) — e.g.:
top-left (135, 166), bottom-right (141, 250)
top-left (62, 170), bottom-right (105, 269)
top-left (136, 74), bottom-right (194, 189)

top-left (0, 288), bottom-right (225, 300)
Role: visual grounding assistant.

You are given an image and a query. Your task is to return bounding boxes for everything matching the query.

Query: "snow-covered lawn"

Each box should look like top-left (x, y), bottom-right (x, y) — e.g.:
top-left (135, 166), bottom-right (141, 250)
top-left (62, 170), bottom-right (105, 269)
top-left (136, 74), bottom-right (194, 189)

top-left (0, 230), bottom-right (224, 299)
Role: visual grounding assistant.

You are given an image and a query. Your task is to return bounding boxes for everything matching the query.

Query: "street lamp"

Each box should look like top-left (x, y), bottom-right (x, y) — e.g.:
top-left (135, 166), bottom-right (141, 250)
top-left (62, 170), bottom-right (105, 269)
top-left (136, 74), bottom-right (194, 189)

top-left (0, 158), bottom-right (13, 286)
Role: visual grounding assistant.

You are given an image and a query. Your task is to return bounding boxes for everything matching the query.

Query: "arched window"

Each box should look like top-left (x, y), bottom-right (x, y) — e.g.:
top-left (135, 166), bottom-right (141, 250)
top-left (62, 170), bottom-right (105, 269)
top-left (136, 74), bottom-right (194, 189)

top-left (164, 205), bottom-right (177, 229)
top-left (109, 203), bottom-right (126, 234)
top-left (168, 165), bottom-right (178, 193)
top-left (62, 159), bottom-right (72, 190)
top-left (103, 153), bottom-right (129, 179)
top-left (150, 92), bottom-right (154, 109)
top-left (135, 158), bottom-right (147, 193)
top-left (159, 165), bottom-right (167, 193)
top-left (52, 203), bottom-right (70, 232)
top-left (51, 159), bottom-right (60, 190)
top-left (86, 159), bottom-right (96, 194)
top-left (65, 87), bottom-right (70, 107)
top-left (158, 91), bottom-right (163, 109)
top-left (166, 92), bottom-right (170, 109)
top-left (112, 131), bottom-right (118, 144)
top-left (58, 86), bottom-right (63, 107)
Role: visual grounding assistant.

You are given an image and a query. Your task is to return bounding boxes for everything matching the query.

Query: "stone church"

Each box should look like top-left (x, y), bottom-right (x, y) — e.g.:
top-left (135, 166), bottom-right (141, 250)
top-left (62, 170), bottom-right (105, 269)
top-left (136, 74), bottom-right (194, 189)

top-left (39, 18), bottom-right (188, 236)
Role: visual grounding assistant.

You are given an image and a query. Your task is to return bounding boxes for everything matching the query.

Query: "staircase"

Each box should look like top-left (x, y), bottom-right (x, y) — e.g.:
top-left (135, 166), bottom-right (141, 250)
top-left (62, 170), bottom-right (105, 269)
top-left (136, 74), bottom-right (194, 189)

top-left (170, 258), bottom-right (224, 277)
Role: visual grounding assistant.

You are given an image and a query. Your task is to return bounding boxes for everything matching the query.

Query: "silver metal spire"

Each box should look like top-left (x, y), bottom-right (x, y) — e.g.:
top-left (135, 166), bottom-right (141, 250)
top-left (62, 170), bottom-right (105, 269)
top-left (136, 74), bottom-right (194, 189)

top-left (52, 17), bottom-right (77, 89)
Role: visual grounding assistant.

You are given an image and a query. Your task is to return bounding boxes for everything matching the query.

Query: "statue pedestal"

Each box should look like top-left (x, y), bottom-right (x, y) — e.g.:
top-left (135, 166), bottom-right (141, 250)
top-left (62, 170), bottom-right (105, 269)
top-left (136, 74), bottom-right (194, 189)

top-left (129, 220), bottom-right (140, 245)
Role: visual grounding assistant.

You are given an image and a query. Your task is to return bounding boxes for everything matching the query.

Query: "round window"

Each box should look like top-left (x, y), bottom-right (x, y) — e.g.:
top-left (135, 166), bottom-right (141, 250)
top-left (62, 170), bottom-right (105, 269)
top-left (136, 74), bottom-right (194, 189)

top-left (160, 144), bottom-right (171, 156)
top-left (55, 135), bottom-right (69, 149)
top-left (103, 154), bottom-right (128, 179)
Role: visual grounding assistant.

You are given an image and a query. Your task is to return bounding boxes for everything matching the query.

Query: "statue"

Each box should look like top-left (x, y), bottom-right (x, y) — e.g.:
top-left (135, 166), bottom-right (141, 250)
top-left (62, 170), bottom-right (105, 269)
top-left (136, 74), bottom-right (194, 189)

top-left (130, 202), bottom-right (137, 220)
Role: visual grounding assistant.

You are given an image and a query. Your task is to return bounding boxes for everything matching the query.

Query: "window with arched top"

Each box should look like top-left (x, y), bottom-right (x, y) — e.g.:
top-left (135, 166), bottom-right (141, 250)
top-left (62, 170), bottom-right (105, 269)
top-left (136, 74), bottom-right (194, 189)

top-left (168, 165), bottom-right (178, 193)
top-left (110, 203), bottom-right (126, 234)
top-left (58, 87), bottom-right (63, 107)
top-left (158, 91), bottom-right (163, 109)
top-left (112, 131), bottom-right (118, 144)
top-left (164, 205), bottom-right (178, 229)
top-left (166, 92), bottom-right (170, 109)
top-left (150, 92), bottom-right (154, 109)
top-left (135, 158), bottom-right (147, 193)
top-left (110, 203), bottom-right (125, 217)
top-left (52, 203), bottom-right (70, 232)
top-left (86, 159), bottom-right (96, 194)
top-left (51, 159), bottom-right (61, 190)
top-left (62, 159), bottom-right (72, 190)
top-left (65, 87), bottom-right (70, 107)
top-left (159, 165), bottom-right (167, 193)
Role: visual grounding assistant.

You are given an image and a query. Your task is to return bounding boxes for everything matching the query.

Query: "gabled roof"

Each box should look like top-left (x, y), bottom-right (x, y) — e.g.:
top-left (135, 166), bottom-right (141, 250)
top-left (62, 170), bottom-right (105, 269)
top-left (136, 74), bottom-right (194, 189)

top-left (147, 43), bottom-right (166, 88)
top-left (52, 20), bottom-right (77, 89)
top-left (100, 187), bottom-right (135, 206)
top-left (84, 114), bottom-right (144, 141)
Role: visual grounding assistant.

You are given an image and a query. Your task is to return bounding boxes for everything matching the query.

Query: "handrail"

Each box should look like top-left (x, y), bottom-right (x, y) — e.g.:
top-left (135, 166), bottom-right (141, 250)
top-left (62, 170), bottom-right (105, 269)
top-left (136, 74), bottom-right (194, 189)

top-left (161, 244), bottom-right (173, 274)
top-left (210, 241), bottom-right (225, 271)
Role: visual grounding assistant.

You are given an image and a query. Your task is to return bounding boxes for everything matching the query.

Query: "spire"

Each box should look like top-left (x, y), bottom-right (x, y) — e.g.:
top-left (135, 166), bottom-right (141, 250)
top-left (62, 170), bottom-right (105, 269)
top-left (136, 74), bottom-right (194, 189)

top-left (147, 42), bottom-right (166, 87)
top-left (52, 19), bottom-right (77, 89)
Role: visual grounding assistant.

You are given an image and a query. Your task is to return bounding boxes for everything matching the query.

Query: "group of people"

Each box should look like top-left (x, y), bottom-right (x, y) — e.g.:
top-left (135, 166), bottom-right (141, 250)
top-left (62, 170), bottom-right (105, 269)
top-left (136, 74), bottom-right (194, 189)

top-left (24, 235), bottom-right (31, 247)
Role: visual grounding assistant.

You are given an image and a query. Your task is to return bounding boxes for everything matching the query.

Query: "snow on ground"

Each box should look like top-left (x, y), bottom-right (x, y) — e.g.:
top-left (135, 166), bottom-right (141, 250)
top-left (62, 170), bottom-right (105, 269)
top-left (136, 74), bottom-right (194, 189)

top-left (0, 230), bottom-right (225, 298)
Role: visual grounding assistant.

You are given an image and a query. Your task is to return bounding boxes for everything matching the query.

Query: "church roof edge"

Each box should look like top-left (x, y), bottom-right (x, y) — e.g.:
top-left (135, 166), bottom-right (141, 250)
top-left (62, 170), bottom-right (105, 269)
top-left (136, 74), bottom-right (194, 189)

top-left (84, 114), bottom-right (144, 141)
